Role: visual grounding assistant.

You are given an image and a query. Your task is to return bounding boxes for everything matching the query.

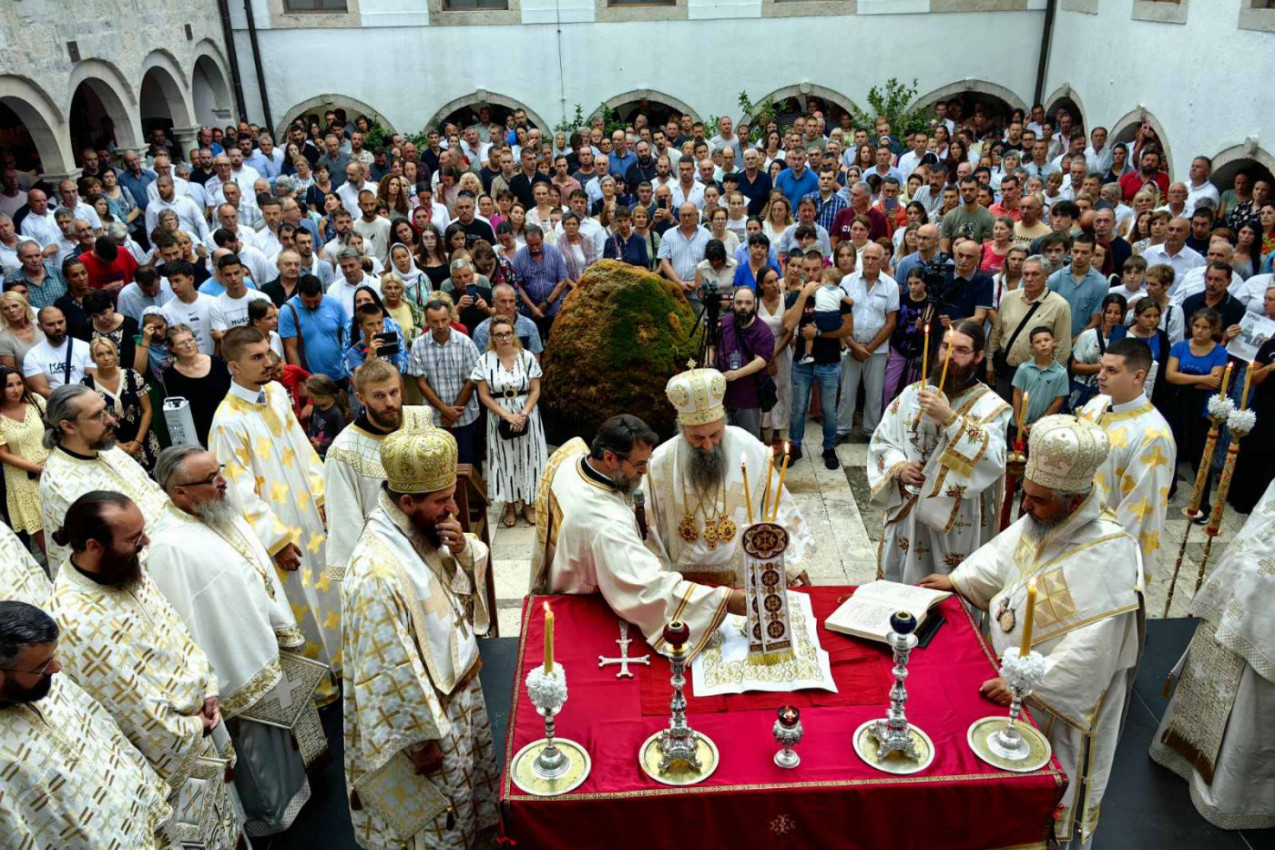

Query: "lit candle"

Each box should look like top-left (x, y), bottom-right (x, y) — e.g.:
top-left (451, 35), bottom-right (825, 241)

top-left (771, 442), bottom-right (791, 522)
top-left (1019, 578), bottom-right (1037, 657)
top-left (1219, 362), bottom-right (1233, 399)
top-left (761, 455), bottom-right (775, 523)
top-left (741, 454), bottom-right (754, 525)
top-left (543, 602), bottom-right (555, 674)
top-left (938, 330), bottom-right (953, 392)
top-left (1240, 362), bottom-right (1253, 411)
top-left (920, 323), bottom-right (930, 387)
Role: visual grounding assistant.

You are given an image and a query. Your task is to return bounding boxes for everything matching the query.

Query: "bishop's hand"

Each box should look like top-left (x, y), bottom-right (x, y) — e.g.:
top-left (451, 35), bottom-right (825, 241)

top-left (436, 513), bottom-right (467, 555)
top-left (917, 573), bottom-right (953, 592)
top-left (274, 542), bottom-right (303, 572)
top-left (979, 676), bottom-right (1013, 706)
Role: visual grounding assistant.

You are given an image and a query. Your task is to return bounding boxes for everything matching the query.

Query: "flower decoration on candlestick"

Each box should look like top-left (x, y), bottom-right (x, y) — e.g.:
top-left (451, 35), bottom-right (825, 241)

top-left (509, 602), bottom-right (592, 796)
top-left (967, 579), bottom-right (1052, 772)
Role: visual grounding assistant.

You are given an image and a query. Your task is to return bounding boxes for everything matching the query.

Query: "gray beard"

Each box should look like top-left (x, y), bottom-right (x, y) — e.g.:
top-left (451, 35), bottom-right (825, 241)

top-left (609, 470), bottom-right (640, 495)
top-left (686, 439), bottom-right (726, 495)
top-left (191, 488), bottom-right (242, 527)
top-left (1022, 510), bottom-right (1067, 542)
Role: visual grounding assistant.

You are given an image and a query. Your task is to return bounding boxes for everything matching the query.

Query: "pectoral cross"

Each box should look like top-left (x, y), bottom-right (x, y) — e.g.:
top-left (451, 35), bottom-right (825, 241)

top-left (598, 620), bottom-right (651, 678)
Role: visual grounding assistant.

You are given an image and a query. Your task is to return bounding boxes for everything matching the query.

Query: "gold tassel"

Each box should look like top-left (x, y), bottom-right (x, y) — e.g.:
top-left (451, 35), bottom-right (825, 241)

top-left (749, 649), bottom-right (796, 666)
top-left (1162, 672), bottom-right (1174, 700)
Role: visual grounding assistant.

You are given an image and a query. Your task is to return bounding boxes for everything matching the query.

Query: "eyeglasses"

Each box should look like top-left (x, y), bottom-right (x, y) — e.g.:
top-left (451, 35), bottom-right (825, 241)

top-left (492, 331), bottom-right (514, 340)
top-left (177, 464), bottom-right (226, 487)
top-left (77, 408), bottom-right (114, 423)
top-left (1, 649), bottom-right (58, 677)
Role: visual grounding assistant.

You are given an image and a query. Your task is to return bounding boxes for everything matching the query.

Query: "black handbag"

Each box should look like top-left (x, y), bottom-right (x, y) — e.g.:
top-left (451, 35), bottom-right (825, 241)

top-left (735, 320), bottom-right (778, 413)
top-left (496, 353), bottom-right (530, 439)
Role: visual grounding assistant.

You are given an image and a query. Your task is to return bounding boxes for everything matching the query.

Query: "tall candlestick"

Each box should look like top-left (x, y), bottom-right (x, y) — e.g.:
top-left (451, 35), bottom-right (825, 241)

top-left (1016, 392), bottom-right (1030, 438)
top-left (938, 331), bottom-right (953, 392)
top-left (1019, 578), bottom-right (1037, 656)
top-left (543, 602), bottom-right (555, 674)
top-left (1219, 362), bottom-right (1233, 399)
top-left (920, 324), bottom-right (930, 386)
top-left (1240, 361), bottom-right (1254, 411)
top-left (741, 454), bottom-right (754, 525)
top-left (761, 455), bottom-right (775, 523)
top-left (771, 442), bottom-right (791, 522)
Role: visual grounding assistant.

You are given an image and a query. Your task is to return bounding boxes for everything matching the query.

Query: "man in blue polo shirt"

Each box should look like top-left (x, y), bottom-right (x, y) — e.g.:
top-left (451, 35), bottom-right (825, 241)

top-left (279, 273), bottom-right (350, 382)
top-left (774, 146), bottom-right (818, 210)
top-left (1047, 232), bottom-right (1108, 340)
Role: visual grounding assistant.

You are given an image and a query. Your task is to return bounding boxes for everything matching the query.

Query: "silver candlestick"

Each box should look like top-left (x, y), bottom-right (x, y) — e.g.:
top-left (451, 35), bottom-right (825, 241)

top-left (509, 664), bottom-right (592, 796)
top-left (854, 611), bottom-right (935, 774)
top-left (772, 705), bottom-right (803, 769)
top-left (968, 647), bottom-right (1052, 772)
top-left (638, 620), bottom-right (720, 785)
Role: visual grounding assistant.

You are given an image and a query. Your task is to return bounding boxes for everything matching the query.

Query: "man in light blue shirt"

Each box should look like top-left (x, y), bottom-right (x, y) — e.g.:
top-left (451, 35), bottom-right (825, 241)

top-left (472, 284), bottom-right (544, 355)
top-left (116, 268), bottom-right (173, 322)
top-left (279, 274), bottom-right (349, 380)
top-left (1047, 232), bottom-right (1108, 339)
top-left (773, 147), bottom-right (819, 210)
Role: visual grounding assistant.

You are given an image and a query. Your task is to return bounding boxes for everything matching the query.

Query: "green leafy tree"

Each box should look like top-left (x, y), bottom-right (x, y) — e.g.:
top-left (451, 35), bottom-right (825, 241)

top-left (851, 77), bottom-right (933, 138)
top-left (737, 91), bottom-right (778, 142)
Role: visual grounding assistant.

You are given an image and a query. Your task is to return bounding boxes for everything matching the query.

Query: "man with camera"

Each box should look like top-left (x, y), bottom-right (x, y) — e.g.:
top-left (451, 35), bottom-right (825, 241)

top-left (712, 286), bottom-right (775, 439)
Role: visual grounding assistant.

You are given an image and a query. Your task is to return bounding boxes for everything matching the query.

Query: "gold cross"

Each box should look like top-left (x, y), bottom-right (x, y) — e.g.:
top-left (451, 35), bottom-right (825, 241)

top-left (1143, 443), bottom-right (1170, 469)
top-left (1127, 498), bottom-right (1152, 520)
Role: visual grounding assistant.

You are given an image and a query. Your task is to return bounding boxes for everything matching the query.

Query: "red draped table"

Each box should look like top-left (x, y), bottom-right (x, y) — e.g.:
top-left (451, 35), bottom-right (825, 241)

top-left (499, 588), bottom-right (1066, 850)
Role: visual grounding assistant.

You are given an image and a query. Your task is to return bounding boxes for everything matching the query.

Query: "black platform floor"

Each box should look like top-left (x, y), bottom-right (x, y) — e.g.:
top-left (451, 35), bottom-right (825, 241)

top-left (262, 621), bottom-right (1273, 849)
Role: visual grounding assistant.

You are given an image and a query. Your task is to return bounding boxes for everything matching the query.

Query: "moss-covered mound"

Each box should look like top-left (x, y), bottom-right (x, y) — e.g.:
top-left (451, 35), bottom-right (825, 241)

top-left (541, 260), bottom-right (700, 443)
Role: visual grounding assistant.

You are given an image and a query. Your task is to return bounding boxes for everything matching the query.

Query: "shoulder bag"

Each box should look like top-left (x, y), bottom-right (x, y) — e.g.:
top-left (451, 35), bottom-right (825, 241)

top-left (735, 320), bottom-right (778, 413)
top-left (992, 296), bottom-right (1044, 378)
top-left (497, 351), bottom-right (531, 440)
top-left (286, 301), bottom-right (309, 371)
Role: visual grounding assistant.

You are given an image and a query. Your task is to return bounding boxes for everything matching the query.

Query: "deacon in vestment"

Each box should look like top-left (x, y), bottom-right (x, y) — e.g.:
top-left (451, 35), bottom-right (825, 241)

top-left (868, 320), bottom-right (1011, 584)
top-left (47, 491), bottom-right (246, 849)
top-left (209, 326), bottom-right (340, 702)
top-left (1151, 478), bottom-right (1275, 830)
top-left (530, 415), bottom-right (747, 661)
top-left (341, 428), bottom-right (498, 849)
top-left (1077, 338), bottom-right (1176, 576)
top-left (644, 368), bottom-right (813, 586)
top-left (38, 384), bottom-right (167, 576)
top-left (324, 358), bottom-right (433, 580)
top-left (0, 519), bottom-right (50, 606)
top-left (921, 415), bottom-right (1144, 850)
top-left (149, 445), bottom-right (330, 838)
top-left (0, 601), bottom-right (175, 849)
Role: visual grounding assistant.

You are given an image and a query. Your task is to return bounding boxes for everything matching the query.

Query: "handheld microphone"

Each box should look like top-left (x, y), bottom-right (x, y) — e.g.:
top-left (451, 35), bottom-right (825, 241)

top-left (633, 488), bottom-right (648, 540)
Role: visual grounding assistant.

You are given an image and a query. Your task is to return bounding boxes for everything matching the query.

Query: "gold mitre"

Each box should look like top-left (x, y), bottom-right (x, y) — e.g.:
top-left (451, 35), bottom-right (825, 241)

top-left (380, 428), bottom-right (458, 494)
top-left (666, 368), bottom-right (727, 427)
top-left (1026, 414), bottom-right (1109, 492)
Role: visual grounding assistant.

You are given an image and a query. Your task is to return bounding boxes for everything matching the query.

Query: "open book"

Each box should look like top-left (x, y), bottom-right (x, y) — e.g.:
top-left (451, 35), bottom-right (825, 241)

top-left (824, 580), bottom-right (952, 644)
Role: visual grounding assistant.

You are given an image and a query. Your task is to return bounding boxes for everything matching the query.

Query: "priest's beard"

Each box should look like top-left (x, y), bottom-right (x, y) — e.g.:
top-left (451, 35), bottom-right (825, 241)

top-left (929, 357), bottom-right (980, 397)
top-left (97, 545), bottom-right (143, 588)
top-left (609, 469), bottom-right (641, 495)
top-left (89, 424), bottom-right (117, 452)
top-left (0, 674), bottom-right (52, 705)
top-left (1022, 509), bottom-right (1068, 542)
top-left (686, 439), bottom-right (726, 495)
top-left (191, 488), bottom-right (241, 526)
top-left (366, 403), bottom-right (403, 432)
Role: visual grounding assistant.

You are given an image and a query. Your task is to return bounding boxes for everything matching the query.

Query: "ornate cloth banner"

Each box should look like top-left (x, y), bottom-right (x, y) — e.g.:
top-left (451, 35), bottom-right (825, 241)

top-left (742, 523), bottom-right (794, 665)
top-left (239, 650), bottom-right (331, 767)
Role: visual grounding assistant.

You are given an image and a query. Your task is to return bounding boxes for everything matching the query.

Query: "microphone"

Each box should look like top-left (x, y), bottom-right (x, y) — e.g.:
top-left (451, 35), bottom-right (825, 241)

top-left (633, 488), bottom-right (648, 540)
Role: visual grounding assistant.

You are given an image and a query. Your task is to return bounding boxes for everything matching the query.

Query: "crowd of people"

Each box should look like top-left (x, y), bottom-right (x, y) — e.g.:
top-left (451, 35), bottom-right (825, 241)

top-left (0, 96), bottom-right (1274, 849)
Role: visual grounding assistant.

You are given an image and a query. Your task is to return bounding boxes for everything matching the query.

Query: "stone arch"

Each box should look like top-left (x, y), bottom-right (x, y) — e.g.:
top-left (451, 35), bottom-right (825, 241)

top-left (0, 74), bottom-right (74, 176)
top-left (68, 58), bottom-right (142, 155)
top-left (140, 49), bottom-right (197, 136)
top-left (593, 89), bottom-right (702, 127)
top-left (743, 83), bottom-right (860, 129)
top-left (1043, 83), bottom-right (1087, 133)
top-left (425, 91), bottom-right (549, 135)
top-left (1208, 140), bottom-right (1275, 193)
top-left (276, 94), bottom-right (394, 143)
top-left (191, 40), bottom-right (234, 126)
top-left (911, 79), bottom-right (1028, 125)
top-left (1109, 107), bottom-right (1174, 179)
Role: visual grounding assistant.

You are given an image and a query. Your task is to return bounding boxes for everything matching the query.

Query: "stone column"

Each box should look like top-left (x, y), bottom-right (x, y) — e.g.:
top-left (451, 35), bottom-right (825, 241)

top-left (172, 126), bottom-right (203, 167)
